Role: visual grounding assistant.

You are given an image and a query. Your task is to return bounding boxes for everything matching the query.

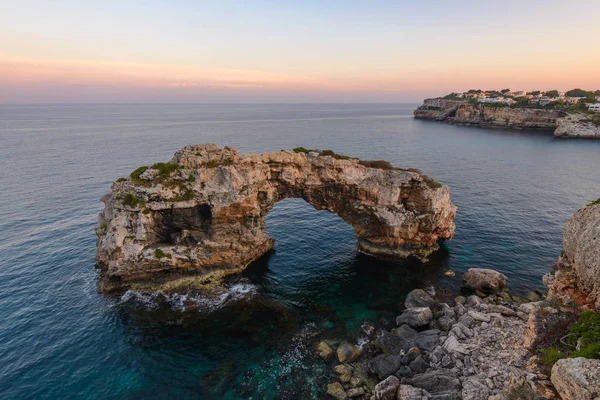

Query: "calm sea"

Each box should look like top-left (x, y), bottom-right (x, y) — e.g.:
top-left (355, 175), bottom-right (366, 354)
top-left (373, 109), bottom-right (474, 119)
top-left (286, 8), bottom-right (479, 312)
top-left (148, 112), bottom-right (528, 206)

top-left (1, 104), bottom-right (599, 399)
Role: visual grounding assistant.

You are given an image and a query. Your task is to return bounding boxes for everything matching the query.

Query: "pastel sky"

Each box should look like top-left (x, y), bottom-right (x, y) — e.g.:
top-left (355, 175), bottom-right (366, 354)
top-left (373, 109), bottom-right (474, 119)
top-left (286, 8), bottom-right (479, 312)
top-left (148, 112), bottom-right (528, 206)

top-left (1, 0), bottom-right (599, 103)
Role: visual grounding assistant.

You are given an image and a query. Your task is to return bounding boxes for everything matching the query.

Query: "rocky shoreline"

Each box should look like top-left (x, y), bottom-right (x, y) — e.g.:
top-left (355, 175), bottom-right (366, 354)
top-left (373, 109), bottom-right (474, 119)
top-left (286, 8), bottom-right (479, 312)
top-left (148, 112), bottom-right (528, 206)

top-left (414, 99), bottom-right (600, 139)
top-left (318, 202), bottom-right (600, 400)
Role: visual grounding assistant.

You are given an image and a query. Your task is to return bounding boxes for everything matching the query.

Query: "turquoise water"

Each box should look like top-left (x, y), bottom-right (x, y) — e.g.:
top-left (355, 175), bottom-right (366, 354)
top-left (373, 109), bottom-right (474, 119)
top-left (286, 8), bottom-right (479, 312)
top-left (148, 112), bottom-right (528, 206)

top-left (1, 104), bottom-right (599, 398)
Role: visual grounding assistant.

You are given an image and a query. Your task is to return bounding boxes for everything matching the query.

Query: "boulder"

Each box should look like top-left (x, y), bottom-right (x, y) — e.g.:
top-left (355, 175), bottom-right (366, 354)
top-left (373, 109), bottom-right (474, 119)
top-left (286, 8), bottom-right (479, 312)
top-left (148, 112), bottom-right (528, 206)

top-left (462, 268), bottom-right (508, 294)
top-left (373, 375), bottom-right (400, 400)
top-left (391, 324), bottom-right (419, 341)
top-left (551, 357), bottom-right (600, 400)
top-left (316, 341), bottom-right (333, 360)
top-left (461, 377), bottom-right (490, 400)
top-left (327, 381), bottom-right (347, 400)
top-left (396, 384), bottom-right (429, 400)
top-left (415, 330), bottom-right (440, 352)
top-left (333, 364), bottom-right (352, 383)
top-left (404, 370), bottom-right (461, 394)
top-left (396, 307), bottom-right (433, 328)
top-left (402, 347), bottom-right (421, 365)
top-left (467, 310), bottom-right (491, 323)
top-left (369, 354), bottom-right (403, 380)
top-left (346, 387), bottom-right (364, 398)
top-left (375, 331), bottom-right (415, 355)
top-left (409, 356), bottom-right (429, 373)
top-left (404, 289), bottom-right (435, 309)
top-left (337, 343), bottom-right (360, 363)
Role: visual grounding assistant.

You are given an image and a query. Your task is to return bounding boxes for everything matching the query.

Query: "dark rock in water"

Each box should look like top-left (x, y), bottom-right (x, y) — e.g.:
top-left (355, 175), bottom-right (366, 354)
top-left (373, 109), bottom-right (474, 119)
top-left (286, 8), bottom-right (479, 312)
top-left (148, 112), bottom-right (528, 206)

top-left (391, 324), bottom-right (419, 341)
top-left (404, 289), bottom-right (435, 309)
top-left (373, 375), bottom-right (400, 400)
top-left (409, 356), bottom-right (429, 373)
top-left (415, 329), bottom-right (440, 352)
top-left (404, 370), bottom-right (461, 394)
top-left (326, 381), bottom-right (347, 400)
top-left (337, 343), bottom-right (360, 363)
top-left (333, 364), bottom-right (352, 383)
top-left (396, 307), bottom-right (433, 328)
top-left (315, 341), bottom-right (333, 361)
top-left (369, 354), bottom-right (403, 380)
top-left (374, 331), bottom-right (414, 355)
top-left (462, 268), bottom-right (508, 294)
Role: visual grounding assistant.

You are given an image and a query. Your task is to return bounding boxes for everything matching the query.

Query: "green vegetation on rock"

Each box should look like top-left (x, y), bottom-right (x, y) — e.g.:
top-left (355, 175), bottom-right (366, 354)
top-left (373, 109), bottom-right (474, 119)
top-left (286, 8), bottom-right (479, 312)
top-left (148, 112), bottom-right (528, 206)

top-left (152, 162), bottom-right (182, 178)
top-left (122, 193), bottom-right (145, 208)
top-left (130, 166), bottom-right (148, 180)
top-left (568, 311), bottom-right (600, 359)
top-left (154, 249), bottom-right (171, 259)
top-left (588, 198), bottom-right (600, 206)
top-left (292, 147), bottom-right (351, 160)
top-left (358, 159), bottom-right (393, 169)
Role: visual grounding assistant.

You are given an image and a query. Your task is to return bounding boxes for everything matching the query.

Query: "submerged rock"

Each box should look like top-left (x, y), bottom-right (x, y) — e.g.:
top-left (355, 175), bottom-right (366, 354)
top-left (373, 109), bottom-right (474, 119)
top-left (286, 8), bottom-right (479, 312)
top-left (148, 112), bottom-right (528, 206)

top-left (337, 343), bottom-right (360, 363)
top-left (327, 381), bottom-right (347, 400)
top-left (96, 144), bottom-right (457, 292)
top-left (316, 341), bottom-right (334, 361)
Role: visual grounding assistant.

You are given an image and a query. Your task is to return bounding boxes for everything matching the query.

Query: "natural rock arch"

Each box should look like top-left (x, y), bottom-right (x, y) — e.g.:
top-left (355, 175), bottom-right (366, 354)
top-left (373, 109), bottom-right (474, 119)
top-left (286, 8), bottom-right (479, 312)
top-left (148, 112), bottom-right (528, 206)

top-left (96, 144), bottom-right (456, 292)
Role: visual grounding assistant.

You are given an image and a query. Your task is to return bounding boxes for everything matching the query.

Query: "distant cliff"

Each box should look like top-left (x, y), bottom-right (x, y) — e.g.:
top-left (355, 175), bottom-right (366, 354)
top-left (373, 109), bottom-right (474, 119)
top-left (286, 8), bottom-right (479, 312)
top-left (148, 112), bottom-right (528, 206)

top-left (414, 98), bottom-right (599, 138)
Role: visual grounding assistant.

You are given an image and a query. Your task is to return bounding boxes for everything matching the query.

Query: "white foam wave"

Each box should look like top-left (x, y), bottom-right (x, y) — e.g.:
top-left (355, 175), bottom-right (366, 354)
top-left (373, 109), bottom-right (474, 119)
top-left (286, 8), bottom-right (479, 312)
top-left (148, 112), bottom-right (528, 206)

top-left (119, 281), bottom-right (257, 312)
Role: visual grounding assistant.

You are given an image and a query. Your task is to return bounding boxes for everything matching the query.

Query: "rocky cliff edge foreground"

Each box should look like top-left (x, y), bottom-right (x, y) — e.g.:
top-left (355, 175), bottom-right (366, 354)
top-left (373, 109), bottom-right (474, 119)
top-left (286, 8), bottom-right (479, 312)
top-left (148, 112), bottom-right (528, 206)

top-left (96, 144), bottom-right (456, 292)
top-left (544, 201), bottom-right (600, 309)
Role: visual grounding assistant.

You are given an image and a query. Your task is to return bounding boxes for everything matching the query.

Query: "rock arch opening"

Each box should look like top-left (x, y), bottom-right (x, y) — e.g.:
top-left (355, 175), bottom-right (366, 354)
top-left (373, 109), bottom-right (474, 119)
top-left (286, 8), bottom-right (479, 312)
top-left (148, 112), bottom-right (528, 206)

top-left (96, 144), bottom-right (456, 292)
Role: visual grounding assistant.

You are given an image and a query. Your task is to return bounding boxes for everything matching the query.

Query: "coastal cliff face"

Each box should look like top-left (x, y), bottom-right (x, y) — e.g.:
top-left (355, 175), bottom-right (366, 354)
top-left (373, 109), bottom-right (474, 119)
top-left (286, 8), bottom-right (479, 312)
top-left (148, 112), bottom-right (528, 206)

top-left (414, 98), bottom-right (563, 130)
top-left (96, 144), bottom-right (456, 292)
top-left (454, 104), bottom-right (562, 130)
top-left (554, 114), bottom-right (600, 139)
top-left (415, 99), bottom-right (600, 138)
top-left (544, 202), bottom-right (600, 309)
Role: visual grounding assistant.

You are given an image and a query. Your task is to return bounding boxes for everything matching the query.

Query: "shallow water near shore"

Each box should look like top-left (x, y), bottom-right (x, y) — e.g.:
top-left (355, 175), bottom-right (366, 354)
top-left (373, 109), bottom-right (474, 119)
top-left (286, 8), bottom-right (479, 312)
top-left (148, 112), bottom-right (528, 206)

top-left (1, 103), bottom-right (599, 398)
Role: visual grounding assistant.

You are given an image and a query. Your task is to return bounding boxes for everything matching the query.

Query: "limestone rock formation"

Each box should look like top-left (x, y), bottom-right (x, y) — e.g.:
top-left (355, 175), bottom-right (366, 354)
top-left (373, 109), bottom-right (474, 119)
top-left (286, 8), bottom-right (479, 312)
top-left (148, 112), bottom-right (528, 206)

top-left (551, 357), bottom-right (600, 400)
top-left (554, 113), bottom-right (600, 139)
top-left (95, 144), bottom-right (456, 292)
top-left (415, 99), bottom-right (600, 138)
top-left (414, 98), bottom-right (563, 130)
top-left (544, 201), bottom-right (600, 308)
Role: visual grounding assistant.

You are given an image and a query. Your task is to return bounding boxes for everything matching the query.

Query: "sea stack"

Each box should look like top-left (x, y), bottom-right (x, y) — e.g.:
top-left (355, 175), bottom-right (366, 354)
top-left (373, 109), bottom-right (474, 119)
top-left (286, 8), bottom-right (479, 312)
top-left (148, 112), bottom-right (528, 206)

top-left (95, 144), bottom-right (457, 292)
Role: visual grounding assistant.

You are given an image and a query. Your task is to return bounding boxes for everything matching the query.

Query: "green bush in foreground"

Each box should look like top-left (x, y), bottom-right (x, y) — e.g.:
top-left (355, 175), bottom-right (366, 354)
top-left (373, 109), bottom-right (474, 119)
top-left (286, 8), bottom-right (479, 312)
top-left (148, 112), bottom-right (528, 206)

top-left (568, 311), bottom-right (600, 359)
